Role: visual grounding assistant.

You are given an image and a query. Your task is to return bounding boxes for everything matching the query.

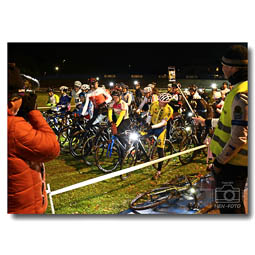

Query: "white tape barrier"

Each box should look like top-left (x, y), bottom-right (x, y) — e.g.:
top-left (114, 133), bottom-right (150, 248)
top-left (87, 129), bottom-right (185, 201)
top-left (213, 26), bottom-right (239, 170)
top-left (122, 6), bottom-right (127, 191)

top-left (47, 144), bottom-right (206, 213)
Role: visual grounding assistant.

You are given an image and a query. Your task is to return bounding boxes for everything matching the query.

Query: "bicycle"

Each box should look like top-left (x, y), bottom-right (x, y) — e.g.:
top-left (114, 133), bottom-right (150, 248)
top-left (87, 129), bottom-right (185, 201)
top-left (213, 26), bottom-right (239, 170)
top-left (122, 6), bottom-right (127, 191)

top-left (129, 173), bottom-right (213, 212)
top-left (178, 113), bottom-right (208, 165)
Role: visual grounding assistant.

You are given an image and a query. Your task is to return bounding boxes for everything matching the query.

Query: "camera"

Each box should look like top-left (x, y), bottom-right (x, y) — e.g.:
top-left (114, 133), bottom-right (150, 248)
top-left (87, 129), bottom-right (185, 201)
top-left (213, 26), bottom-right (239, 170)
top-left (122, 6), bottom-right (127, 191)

top-left (215, 185), bottom-right (240, 203)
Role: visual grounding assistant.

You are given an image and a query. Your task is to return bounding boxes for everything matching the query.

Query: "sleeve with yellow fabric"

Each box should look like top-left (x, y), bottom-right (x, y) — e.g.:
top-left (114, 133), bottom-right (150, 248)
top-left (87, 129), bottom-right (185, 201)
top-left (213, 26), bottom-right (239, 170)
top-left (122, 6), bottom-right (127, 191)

top-left (108, 108), bottom-right (113, 123)
top-left (116, 110), bottom-right (126, 127)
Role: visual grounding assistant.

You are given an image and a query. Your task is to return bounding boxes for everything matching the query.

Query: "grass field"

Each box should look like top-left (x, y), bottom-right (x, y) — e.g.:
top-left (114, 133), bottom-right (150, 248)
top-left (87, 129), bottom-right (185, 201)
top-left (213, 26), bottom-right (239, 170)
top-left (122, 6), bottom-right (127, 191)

top-left (36, 92), bottom-right (209, 214)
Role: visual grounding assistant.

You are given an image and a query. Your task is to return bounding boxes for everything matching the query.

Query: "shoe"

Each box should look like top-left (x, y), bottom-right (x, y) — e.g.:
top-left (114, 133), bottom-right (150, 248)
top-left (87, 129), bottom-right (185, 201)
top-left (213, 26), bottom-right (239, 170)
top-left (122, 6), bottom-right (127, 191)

top-left (152, 171), bottom-right (161, 180)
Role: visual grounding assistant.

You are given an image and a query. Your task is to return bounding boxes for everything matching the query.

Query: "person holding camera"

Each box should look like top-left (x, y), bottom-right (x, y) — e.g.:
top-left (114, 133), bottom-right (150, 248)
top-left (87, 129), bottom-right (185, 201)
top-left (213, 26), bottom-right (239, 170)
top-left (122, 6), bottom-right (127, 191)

top-left (193, 45), bottom-right (248, 214)
top-left (8, 64), bottom-right (60, 214)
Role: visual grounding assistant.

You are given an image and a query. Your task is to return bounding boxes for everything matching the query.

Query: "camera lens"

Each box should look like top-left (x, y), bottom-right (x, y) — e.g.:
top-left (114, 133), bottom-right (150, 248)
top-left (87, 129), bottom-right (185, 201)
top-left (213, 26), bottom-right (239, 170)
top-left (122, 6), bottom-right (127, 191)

top-left (223, 190), bottom-right (236, 202)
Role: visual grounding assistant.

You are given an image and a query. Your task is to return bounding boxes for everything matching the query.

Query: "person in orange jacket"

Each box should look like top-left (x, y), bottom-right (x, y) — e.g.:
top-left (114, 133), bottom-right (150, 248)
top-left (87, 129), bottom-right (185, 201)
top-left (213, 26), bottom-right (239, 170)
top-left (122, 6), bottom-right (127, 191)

top-left (8, 64), bottom-right (60, 214)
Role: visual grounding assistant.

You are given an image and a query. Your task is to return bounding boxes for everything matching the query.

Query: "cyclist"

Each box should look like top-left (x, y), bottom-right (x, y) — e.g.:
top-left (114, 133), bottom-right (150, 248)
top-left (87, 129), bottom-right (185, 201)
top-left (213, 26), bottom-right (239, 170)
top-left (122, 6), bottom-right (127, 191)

top-left (82, 80), bottom-right (112, 126)
top-left (81, 84), bottom-right (90, 94)
top-left (167, 83), bottom-right (173, 94)
top-left (122, 84), bottom-right (134, 107)
top-left (188, 85), bottom-right (214, 119)
top-left (73, 92), bottom-right (94, 120)
top-left (108, 90), bottom-right (131, 156)
top-left (70, 80), bottom-right (82, 107)
top-left (57, 86), bottom-right (71, 113)
top-left (145, 93), bottom-right (173, 180)
top-left (136, 86), bottom-right (157, 114)
top-left (169, 83), bottom-right (182, 118)
top-left (46, 88), bottom-right (59, 108)
top-left (134, 82), bottom-right (143, 108)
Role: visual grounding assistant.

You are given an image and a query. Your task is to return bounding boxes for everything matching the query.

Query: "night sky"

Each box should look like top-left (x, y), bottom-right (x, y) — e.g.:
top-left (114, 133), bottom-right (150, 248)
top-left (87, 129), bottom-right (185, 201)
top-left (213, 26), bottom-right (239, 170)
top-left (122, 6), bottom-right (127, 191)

top-left (8, 42), bottom-right (247, 76)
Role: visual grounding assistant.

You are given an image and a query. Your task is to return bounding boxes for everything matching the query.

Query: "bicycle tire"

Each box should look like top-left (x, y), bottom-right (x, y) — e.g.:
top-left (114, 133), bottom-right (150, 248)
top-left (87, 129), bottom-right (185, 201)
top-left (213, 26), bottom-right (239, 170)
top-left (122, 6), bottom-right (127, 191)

top-left (130, 187), bottom-right (176, 211)
top-left (69, 129), bottom-right (87, 159)
top-left (58, 127), bottom-right (71, 153)
top-left (95, 139), bottom-right (122, 173)
top-left (179, 136), bottom-right (198, 164)
top-left (81, 135), bottom-right (96, 166)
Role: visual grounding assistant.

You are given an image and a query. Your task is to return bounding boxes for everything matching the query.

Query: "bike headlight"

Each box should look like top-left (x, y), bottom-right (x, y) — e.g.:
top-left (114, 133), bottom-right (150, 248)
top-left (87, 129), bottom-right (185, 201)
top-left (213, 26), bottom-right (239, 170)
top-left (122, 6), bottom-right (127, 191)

top-left (188, 187), bottom-right (197, 194)
top-left (187, 112), bottom-right (193, 117)
top-left (129, 132), bottom-right (139, 141)
top-left (185, 126), bottom-right (191, 132)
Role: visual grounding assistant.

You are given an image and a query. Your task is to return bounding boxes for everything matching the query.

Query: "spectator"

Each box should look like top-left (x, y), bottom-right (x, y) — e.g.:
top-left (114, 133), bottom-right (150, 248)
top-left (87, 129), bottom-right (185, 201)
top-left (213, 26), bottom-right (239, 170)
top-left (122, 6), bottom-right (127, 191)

top-left (8, 63), bottom-right (60, 214)
top-left (193, 45), bottom-right (248, 214)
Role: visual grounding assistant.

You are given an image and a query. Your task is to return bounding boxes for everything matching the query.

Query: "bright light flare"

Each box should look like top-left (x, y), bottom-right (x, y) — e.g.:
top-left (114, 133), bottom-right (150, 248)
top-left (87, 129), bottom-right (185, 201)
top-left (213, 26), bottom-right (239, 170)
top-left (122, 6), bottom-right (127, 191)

top-left (129, 132), bottom-right (139, 141)
top-left (211, 83), bottom-right (217, 89)
top-left (188, 187), bottom-right (197, 194)
top-left (134, 80), bottom-right (138, 85)
top-left (185, 127), bottom-right (191, 132)
top-left (109, 82), bottom-right (114, 87)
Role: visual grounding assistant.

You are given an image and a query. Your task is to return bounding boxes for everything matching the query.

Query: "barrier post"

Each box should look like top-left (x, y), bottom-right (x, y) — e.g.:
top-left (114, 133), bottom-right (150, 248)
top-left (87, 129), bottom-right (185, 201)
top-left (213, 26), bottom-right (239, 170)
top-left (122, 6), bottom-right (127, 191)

top-left (47, 183), bottom-right (55, 214)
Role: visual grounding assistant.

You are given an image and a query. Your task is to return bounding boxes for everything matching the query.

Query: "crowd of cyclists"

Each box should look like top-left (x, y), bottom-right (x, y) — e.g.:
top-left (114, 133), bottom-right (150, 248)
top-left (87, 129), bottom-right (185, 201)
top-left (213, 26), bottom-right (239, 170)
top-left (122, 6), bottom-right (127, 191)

top-left (44, 78), bottom-right (233, 180)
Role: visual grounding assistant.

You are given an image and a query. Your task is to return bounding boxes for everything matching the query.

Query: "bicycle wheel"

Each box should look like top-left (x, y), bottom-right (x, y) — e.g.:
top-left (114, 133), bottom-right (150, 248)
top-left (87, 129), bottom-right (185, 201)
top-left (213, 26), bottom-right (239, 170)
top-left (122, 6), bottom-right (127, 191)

top-left (171, 127), bottom-right (187, 153)
top-left (69, 129), bottom-right (86, 159)
top-left (130, 187), bottom-right (176, 210)
top-left (81, 135), bottom-right (96, 166)
top-left (95, 139), bottom-right (121, 173)
top-left (58, 127), bottom-right (71, 153)
top-left (179, 136), bottom-right (198, 164)
top-left (150, 139), bottom-right (173, 170)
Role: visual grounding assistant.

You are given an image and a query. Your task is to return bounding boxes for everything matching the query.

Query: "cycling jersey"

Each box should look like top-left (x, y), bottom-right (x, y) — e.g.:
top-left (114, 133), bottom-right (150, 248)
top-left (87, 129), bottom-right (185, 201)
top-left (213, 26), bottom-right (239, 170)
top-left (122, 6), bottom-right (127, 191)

top-left (47, 94), bottom-right (59, 107)
top-left (82, 87), bottom-right (112, 116)
top-left (108, 99), bottom-right (129, 127)
top-left (149, 101), bottom-right (173, 125)
top-left (71, 89), bottom-right (82, 106)
top-left (58, 94), bottom-right (71, 112)
top-left (122, 92), bottom-right (132, 106)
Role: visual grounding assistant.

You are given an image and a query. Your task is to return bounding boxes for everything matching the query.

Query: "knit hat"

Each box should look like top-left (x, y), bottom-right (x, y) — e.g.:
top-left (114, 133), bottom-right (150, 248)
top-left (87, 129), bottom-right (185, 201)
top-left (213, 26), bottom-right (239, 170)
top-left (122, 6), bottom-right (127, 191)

top-left (8, 63), bottom-right (24, 92)
top-left (221, 45), bottom-right (248, 67)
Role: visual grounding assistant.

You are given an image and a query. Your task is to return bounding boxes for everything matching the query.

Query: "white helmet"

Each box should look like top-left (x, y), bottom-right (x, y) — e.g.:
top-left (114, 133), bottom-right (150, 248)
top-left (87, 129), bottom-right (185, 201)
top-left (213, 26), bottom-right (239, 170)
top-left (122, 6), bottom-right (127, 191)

top-left (74, 80), bottom-right (82, 88)
top-left (81, 84), bottom-right (90, 91)
top-left (144, 87), bottom-right (152, 93)
top-left (158, 93), bottom-right (171, 103)
top-left (148, 84), bottom-right (155, 88)
top-left (59, 86), bottom-right (69, 91)
top-left (168, 83), bottom-right (172, 88)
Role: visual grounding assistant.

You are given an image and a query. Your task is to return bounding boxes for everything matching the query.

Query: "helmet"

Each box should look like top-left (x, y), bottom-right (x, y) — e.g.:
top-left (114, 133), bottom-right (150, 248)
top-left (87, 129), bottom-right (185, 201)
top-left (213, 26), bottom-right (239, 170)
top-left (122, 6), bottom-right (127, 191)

top-left (74, 81), bottom-right (82, 88)
top-left (158, 93), bottom-right (171, 103)
top-left (143, 87), bottom-right (152, 93)
top-left (148, 84), bottom-right (154, 88)
top-left (47, 87), bottom-right (54, 93)
top-left (81, 84), bottom-right (90, 91)
top-left (168, 84), bottom-right (172, 88)
top-left (59, 86), bottom-right (69, 92)
top-left (111, 90), bottom-right (121, 97)
top-left (123, 84), bottom-right (129, 90)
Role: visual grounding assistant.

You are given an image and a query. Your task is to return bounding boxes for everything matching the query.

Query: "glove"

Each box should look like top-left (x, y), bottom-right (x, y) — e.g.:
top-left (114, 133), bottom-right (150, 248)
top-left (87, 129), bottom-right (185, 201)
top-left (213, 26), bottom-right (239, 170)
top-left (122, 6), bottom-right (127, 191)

top-left (17, 93), bottom-right (37, 119)
top-left (111, 122), bottom-right (118, 135)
